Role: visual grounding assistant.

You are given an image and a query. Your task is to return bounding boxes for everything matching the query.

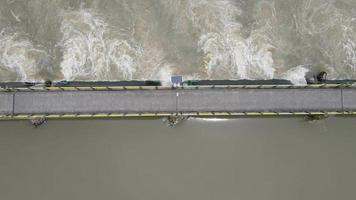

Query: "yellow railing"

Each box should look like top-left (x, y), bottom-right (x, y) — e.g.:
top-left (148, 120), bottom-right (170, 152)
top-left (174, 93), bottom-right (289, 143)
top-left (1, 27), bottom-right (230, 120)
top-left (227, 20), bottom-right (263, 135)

top-left (0, 83), bottom-right (354, 92)
top-left (0, 111), bottom-right (356, 120)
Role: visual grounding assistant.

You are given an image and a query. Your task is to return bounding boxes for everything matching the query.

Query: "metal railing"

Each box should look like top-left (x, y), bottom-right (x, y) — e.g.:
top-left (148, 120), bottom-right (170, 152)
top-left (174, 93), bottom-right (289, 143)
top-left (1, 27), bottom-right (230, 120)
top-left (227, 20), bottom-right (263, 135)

top-left (0, 83), bottom-right (354, 92)
top-left (1, 111), bottom-right (356, 120)
top-left (0, 83), bottom-right (355, 120)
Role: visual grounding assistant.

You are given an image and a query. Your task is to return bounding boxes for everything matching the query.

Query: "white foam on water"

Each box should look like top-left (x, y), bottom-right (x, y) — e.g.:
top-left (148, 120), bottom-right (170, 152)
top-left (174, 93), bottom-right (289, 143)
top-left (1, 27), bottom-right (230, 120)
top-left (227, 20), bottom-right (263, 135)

top-left (187, 0), bottom-right (275, 80)
top-left (58, 9), bottom-right (139, 81)
top-left (0, 30), bottom-right (48, 81)
top-left (295, 0), bottom-right (356, 78)
top-left (280, 65), bottom-right (310, 85)
top-left (54, 0), bottom-right (356, 82)
top-left (59, 9), bottom-right (108, 80)
top-left (58, 8), bottom-right (174, 83)
top-left (184, 73), bottom-right (202, 81)
top-left (156, 0), bottom-right (355, 82)
top-left (2, 0), bottom-right (354, 82)
top-left (156, 65), bottom-right (173, 86)
top-left (107, 40), bottom-right (138, 80)
top-left (343, 34), bottom-right (356, 72)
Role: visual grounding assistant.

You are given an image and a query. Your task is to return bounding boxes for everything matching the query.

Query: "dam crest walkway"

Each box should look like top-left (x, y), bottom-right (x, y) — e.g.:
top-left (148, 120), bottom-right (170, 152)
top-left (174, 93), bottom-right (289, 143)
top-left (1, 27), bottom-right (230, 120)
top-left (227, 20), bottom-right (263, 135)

top-left (0, 84), bottom-right (355, 119)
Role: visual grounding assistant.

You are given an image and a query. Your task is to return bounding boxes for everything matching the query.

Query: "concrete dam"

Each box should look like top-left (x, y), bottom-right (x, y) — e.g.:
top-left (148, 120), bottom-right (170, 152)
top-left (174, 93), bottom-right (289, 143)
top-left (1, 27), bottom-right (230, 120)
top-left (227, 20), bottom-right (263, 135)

top-left (0, 83), bottom-right (355, 120)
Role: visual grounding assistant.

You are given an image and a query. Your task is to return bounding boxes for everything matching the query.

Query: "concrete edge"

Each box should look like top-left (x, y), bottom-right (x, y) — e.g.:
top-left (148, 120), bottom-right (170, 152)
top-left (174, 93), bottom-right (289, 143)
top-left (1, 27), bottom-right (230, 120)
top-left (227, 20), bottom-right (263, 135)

top-left (1, 111), bottom-right (355, 120)
top-left (0, 84), bottom-right (354, 92)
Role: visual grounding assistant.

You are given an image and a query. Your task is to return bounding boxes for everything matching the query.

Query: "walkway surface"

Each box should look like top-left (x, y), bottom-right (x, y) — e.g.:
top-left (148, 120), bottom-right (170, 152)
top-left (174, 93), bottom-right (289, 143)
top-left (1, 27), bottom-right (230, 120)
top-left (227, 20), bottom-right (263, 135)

top-left (0, 86), bottom-right (355, 118)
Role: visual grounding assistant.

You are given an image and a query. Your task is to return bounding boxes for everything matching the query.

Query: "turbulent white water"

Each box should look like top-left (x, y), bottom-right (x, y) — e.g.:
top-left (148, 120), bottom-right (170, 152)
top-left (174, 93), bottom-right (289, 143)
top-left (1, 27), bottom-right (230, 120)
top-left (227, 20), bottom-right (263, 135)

top-left (0, 0), bottom-right (355, 82)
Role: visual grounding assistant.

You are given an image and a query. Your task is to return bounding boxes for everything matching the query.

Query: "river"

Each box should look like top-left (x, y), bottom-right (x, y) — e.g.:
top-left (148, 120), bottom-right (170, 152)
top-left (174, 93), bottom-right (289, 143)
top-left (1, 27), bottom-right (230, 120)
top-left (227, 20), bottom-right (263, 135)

top-left (0, 0), bottom-right (356, 83)
top-left (1, 0), bottom-right (356, 199)
top-left (1, 118), bottom-right (356, 199)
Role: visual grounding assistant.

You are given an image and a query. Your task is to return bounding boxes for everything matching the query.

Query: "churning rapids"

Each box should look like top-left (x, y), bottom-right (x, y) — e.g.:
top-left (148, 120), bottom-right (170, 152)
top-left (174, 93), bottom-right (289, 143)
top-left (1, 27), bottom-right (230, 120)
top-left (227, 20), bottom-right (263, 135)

top-left (0, 0), bottom-right (355, 84)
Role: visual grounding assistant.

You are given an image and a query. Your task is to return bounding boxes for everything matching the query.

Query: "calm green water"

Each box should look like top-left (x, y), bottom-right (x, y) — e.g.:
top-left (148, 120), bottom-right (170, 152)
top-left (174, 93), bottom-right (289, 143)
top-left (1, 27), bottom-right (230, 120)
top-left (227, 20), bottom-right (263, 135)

top-left (1, 118), bottom-right (356, 200)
